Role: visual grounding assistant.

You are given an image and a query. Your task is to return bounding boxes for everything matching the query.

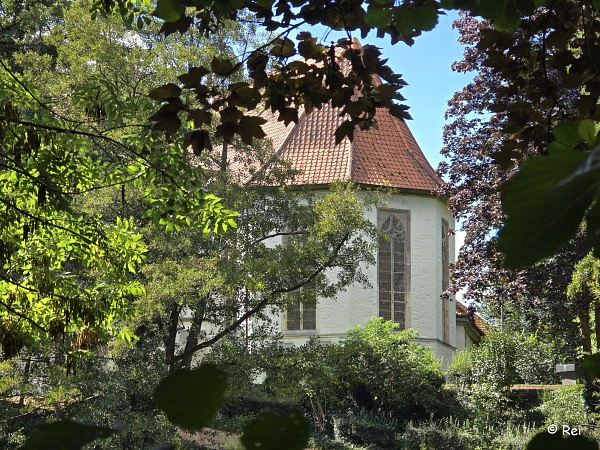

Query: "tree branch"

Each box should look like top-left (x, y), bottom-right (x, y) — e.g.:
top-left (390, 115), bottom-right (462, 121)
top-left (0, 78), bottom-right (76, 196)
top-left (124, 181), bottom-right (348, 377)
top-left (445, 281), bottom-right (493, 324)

top-left (250, 230), bottom-right (308, 245)
top-left (171, 233), bottom-right (350, 363)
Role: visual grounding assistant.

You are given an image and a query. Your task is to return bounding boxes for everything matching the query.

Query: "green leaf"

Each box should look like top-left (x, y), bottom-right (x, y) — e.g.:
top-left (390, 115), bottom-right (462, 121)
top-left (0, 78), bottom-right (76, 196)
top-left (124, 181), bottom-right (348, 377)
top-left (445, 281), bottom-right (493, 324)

top-left (586, 202), bottom-right (600, 256)
top-left (153, 364), bottom-right (228, 432)
top-left (210, 57), bottom-right (235, 76)
top-left (297, 38), bottom-right (323, 60)
top-left (493, 14), bottom-right (520, 32)
top-left (154, 0), bottom-right (184, 22)
top-left (553, 120), bottom-right (580, 145)
top-left (582, 353), bottom-right (600, 378)
top-left (149, 83), bottom-right (182, 101)
top-left (240, 410), bottom-right (310, 450)
top-left (364, 8), bottom-right (393, 28)
top-left (493, 3), bottom-right (521, 32)
top-left (24, 420), bottom-right (118, 450)
top-left (526, 431), bottom-right (598, 450)
top-left (393, 7), bottom-right (415, 35)
top-left (269, 38), bottom-right (296, 58)
top-left (498, 147), bottom-right (600, 269)
top-left (413, 5), bottom-right (438, 31)
top-left (578, 119), bottom-right (597, 147)
top-left (594, 0), bottom-right (600, 9)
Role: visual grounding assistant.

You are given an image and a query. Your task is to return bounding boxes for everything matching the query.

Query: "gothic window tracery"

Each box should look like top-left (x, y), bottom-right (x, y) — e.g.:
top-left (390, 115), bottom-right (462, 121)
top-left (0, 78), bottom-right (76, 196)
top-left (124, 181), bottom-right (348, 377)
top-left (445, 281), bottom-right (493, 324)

top-left (378, 210), bottom-right (409, 328)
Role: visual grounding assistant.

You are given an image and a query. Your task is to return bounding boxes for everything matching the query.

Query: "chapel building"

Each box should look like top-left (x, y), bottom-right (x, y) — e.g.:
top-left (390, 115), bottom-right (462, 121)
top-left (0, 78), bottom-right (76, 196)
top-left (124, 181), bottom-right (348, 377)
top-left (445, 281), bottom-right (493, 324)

top-left (258, 96), bottom-right (485, 363)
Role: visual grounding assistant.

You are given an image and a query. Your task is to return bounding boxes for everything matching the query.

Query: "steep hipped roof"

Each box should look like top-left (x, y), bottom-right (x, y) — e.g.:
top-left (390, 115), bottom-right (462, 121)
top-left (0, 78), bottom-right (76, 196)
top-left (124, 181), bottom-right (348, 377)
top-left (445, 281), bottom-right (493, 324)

top-left (259, 101), bottom-right (442, 193)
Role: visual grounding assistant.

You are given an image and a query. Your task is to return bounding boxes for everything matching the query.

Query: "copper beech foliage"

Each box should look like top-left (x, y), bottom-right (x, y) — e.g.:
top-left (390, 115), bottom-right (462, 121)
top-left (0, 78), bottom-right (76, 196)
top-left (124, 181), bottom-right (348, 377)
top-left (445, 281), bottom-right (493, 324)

top-left (439, 3), bottom-right (600, 309)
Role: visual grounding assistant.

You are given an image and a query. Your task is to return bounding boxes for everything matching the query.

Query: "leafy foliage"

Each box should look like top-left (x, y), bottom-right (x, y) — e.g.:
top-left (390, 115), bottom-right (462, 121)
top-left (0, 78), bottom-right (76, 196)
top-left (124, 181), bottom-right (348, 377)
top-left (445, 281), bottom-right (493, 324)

top-left (6, 0), bottom-right (600, 447)
top-left (91, 0), bottom-right (553, 156)
top-left (240, 410), bottom-right (309, 450)
top-left (448, 330), bottom-right (559, 389)
top-left (251, 319), bottom-right (446, 427)
top-left (537, 385), bottom-right (587, 428)
top-left (0, 0), bottom-right (240, 357)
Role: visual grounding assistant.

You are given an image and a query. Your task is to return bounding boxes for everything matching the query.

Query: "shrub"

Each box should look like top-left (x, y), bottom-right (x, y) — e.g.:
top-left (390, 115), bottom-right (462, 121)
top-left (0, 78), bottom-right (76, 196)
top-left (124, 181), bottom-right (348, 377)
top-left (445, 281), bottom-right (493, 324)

top-left (328, 319), bottom-right (445, 421)
top-left (450, 330), bottom-right (559, 389)
top-left (242, 319), bottom-right (448, 444)
top-left (398, 417), bottom-right (538, 450)
top-left (447, 349), bottom-right (473, 387)
top-left (537, 385), bottom-right (587, 427)
top-left (213, 395), bottom-right (300, 433)
top-left (397, 418), bottom-right (482, 450)
top-left (332, 409), bottom-right (399, 448)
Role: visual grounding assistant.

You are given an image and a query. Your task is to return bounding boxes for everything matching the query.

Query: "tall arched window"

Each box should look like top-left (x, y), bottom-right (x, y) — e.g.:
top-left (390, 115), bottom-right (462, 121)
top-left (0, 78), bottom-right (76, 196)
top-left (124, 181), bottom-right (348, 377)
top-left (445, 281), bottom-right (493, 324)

top-left (441, 219), bottom-right (450, 343)
top-left (378, 210), bottom-right (409, 329)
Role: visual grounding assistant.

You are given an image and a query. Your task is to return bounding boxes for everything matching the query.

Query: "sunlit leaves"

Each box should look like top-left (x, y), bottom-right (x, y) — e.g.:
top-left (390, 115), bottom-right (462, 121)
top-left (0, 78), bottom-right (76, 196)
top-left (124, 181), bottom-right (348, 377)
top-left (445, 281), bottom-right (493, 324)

top-left (153, 364), bottom-right (228, 431)
top-left (578, 120), bottom-right (598, 148)
top-left (0, 13), bottom-right (239, 346)
top-left (269, 37), bottom-right (296, 57)
top-left (364, 7), bottom-right (393, 28)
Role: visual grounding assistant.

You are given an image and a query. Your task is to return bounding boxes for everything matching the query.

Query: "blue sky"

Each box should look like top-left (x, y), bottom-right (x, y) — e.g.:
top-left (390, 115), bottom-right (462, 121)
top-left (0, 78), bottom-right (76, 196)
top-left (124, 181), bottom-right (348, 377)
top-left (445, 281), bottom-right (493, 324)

top-left (370, 11), bottom-right (473, 169)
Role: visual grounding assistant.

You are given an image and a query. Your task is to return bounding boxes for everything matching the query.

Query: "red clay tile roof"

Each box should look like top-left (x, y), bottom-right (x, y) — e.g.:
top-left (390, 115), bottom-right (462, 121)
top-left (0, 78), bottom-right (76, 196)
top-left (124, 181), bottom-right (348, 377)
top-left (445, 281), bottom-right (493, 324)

top-left (456, 301), bottom-right (489, 336)
top-left (260, 102), bottom-right (442, 193)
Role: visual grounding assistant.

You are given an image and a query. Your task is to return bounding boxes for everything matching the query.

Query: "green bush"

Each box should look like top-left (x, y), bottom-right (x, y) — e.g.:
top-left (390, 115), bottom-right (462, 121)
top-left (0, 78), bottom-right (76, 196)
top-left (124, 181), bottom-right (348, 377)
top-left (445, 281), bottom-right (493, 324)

top-left (447, 349), bottom-right (473, 387)
top-left (397, 417), bottom-right (538, 450)
top-left (448, 331), bottom-right (559, 389)
top-left (260, 319), bottom-right (446, 426)
top-left (332, 410), bottom-right (398, 448)
top-left (537, 385), bottom-right (587, 426)
top-left (398, 418), bottom-right (481, 450)
top-left (212, 395), bottom-right (300, 433)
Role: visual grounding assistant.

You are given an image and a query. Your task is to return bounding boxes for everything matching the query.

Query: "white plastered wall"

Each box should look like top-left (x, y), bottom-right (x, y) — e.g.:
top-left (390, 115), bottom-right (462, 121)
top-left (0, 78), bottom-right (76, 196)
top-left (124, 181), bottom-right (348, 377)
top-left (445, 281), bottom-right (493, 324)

top-left (274, 189), bottom-right (457, 365)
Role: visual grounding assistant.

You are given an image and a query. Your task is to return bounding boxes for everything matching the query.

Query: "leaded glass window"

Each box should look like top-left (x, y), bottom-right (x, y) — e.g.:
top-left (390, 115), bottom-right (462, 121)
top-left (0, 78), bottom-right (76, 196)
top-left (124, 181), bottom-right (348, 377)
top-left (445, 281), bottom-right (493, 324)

top-left (441, 219), bottom-right (450, 343)
top-left (378, 211), bottom-right (409, 329)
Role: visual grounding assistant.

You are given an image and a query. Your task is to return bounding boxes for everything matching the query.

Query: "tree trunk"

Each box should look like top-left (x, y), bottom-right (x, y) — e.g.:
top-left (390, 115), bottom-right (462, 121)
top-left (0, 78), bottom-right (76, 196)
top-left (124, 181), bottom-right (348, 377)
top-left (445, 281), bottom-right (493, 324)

top-left (182, 297), bottom-right (208, 369)
top-left (18, 354), bottom-right (31, 408)
top-left (220, 141), bottom-right (227, 172)
top-left (182, 322), bottom-right (200, 370)
top-left (164, 303), bottom-right (181, 371)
